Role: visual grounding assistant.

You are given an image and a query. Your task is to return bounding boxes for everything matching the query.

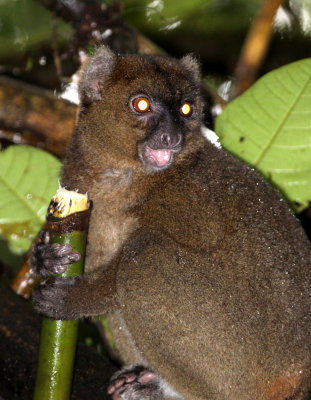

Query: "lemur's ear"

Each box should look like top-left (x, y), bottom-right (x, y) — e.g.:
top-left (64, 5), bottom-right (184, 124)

top-left (180, 54), bottom-right (201, 83)
top-left (79, 46), bottom-right (117, 104)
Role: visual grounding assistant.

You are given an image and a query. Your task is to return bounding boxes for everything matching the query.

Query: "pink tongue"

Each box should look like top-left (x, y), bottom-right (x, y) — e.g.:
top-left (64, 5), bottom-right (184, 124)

top-left (149, 149), bottom-right (171, 166)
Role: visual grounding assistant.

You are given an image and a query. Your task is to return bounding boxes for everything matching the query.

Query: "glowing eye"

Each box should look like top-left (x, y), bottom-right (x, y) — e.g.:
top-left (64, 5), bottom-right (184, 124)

top-left (180, 102), bottom-right (192, 117)
top-left (133, 97), bottom-right (150, 113)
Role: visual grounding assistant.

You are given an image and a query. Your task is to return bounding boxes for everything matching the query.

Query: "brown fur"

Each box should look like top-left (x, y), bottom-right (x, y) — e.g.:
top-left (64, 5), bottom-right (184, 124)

top-left (38, 47), bottom-right (311, 399)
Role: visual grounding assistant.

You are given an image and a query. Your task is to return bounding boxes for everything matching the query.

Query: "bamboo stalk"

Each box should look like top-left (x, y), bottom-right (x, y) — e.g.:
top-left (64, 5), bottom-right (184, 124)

top-left (33, 189), bottom-right (90, 400)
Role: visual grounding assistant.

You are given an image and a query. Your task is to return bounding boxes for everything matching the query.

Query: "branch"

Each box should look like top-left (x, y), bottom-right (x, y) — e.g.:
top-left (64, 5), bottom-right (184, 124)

top-left (0, 76), bottom-right (75, 156)
top-left (233, 0), bottom-right (285, 96)
top-left (36, 0), bottom-right (137, 55)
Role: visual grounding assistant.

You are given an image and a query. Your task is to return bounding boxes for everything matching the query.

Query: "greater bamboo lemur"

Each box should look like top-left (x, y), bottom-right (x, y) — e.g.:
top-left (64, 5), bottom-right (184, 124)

top-left (32, 46), bottom-right (311, 400)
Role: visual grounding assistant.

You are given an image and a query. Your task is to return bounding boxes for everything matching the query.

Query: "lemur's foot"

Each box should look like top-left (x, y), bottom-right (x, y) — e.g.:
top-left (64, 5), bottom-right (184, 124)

top-left (107, 365), bottom-right (163, 400)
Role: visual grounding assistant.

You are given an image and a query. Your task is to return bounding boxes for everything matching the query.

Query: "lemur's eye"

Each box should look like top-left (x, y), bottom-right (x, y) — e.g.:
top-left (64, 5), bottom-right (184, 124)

top-left (133, 97), bottom-right (150, 113)
top-left (180, 102), bottom-right (193, 117)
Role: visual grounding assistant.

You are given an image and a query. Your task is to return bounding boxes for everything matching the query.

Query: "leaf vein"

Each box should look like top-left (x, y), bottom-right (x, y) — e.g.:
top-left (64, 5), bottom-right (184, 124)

top-left (253, 71), bottom-right (311, 166)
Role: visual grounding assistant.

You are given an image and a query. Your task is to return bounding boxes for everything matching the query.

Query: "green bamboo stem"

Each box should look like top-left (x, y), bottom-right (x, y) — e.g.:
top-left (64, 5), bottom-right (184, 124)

top-left (33, 192), bottom-right (90, 400)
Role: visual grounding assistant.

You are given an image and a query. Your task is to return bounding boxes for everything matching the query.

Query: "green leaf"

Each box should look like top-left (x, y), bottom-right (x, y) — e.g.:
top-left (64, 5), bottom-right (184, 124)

top-left (0, 145), bottom-right (61, 253)
top-left (215, 58), bottom-right (311, 212)
top-left (0, 0), bottom-right (72, 62)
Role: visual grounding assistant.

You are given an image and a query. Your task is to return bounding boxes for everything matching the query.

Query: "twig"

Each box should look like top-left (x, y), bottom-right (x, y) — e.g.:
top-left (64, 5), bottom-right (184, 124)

top-left (51, 14), bottom-right (64, 80)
